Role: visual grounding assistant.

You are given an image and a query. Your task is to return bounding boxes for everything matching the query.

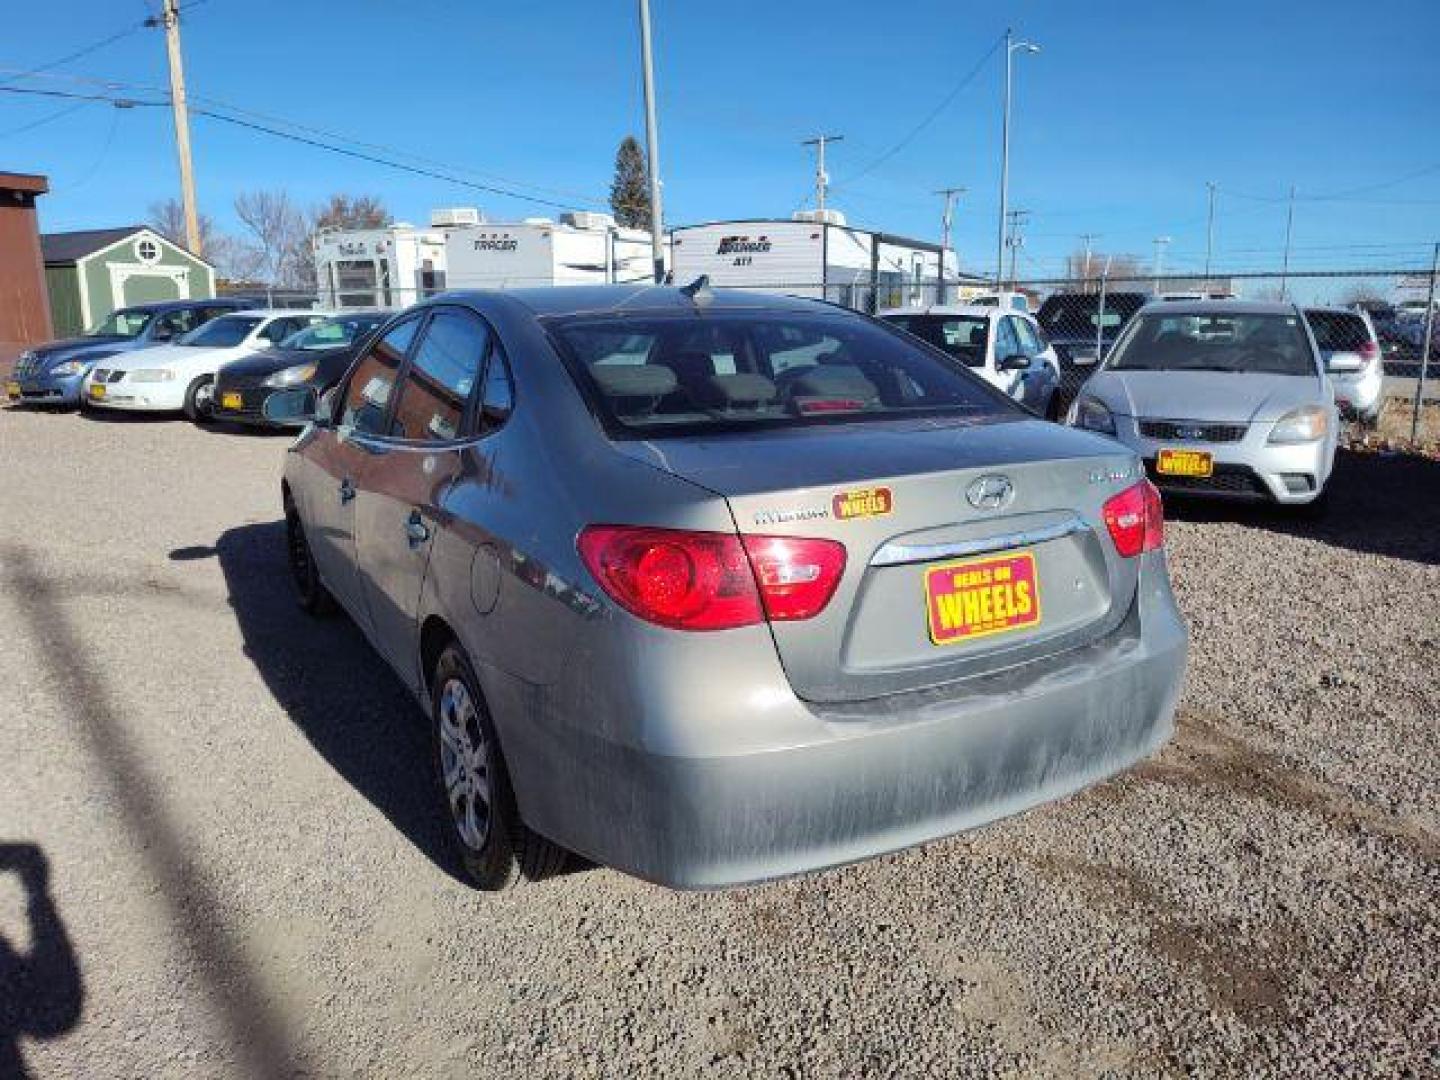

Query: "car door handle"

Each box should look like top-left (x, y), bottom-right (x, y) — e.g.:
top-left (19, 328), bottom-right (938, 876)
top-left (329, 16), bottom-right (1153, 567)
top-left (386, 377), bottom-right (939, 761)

top-left (339, 478), bottom-right (356, 504)
top-left (405, 511), bottom-right (431, 547)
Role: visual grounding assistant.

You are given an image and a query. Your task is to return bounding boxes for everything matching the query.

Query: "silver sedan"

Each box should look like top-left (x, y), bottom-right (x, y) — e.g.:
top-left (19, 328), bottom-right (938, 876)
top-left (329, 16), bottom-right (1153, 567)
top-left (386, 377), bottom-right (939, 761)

top-left (1066, 301), bottom-right (1342, 509)
top-left (270, 286), bottom-right (1188, 890)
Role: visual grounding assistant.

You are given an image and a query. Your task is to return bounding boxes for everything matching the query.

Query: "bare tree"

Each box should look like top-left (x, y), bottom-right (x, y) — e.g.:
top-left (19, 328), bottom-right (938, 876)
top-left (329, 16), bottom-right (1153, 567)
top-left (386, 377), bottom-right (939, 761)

top-left (233, 190), bottom-right (309, 288)
top-left (1064, 248), bottom-right (1144, 291)
top-left (1339, 282), bottom-right (1386, 307)
top-left (147, 198), bottom-right (256, 282)
top-left (286, 194), bottom-right (394, 291)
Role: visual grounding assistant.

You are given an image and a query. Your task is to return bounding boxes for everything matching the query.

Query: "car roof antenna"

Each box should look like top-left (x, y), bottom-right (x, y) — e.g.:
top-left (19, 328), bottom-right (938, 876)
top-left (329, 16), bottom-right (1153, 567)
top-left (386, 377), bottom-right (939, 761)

top-left (679, 275), bottom-right (713, 307)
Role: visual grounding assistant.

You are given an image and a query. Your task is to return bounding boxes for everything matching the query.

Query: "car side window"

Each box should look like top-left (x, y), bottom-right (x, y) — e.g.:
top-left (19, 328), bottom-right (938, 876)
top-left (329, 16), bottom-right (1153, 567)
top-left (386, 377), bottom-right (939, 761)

top-left (339, 316), bottom-right (421, 435)
top-left (1014, 317), bottom-right (1043, 356)
top-left (152, 309), bottom-right (194, 340)
top-left (994, 317), bottom-right (1021, 364)
top-left (388, 309), bottom-right (488, 442)
top-left (478, 339), bottom-right (514, 431)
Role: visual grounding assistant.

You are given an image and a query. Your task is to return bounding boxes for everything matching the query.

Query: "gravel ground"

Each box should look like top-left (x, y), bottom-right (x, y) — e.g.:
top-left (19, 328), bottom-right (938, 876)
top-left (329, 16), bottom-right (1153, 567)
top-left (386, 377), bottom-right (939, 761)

top-left (0, 406), bottom-right (1436, 1078)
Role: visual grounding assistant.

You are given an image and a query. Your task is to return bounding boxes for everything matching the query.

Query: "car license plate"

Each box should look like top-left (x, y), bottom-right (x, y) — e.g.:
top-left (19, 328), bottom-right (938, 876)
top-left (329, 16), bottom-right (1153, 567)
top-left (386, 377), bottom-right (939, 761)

top-left (89, 383), bottom-right (106, 400)
top-left (5, 380), bottom-right (18, 400)
top-left (221, 391), bottom-right (243, 411)
top-left (925, 551), bottom-right (1041, 647)
top-left (1156, 448), bottom-right (1212, 477)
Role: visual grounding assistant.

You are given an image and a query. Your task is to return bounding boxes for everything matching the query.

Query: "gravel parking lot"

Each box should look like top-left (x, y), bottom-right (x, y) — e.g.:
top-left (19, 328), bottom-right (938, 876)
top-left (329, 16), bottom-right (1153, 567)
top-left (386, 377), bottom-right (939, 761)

top-left (1, 406), bottom-right (1436, 1078)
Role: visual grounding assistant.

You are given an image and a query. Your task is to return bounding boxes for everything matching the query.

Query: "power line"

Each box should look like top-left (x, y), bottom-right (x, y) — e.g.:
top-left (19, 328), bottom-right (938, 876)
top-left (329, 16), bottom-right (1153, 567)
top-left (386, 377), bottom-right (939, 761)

top-left (0, 99), bottom-right (93, 138)
top-left (0, 24), bottom-right (148, 90)
top-left (834, 33), bottom-right (1003, 187)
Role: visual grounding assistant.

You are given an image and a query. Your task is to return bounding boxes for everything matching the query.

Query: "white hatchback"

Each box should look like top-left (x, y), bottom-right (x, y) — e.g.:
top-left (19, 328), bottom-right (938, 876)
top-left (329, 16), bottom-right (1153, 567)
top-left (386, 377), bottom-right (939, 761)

top-left (83, 309), bottom-right (333, 420)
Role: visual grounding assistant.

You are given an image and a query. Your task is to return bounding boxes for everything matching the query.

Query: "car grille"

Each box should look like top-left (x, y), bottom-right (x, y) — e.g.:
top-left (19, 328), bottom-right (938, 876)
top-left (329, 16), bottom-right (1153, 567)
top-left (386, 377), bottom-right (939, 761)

top-left (1138, 419), bottom-right (1248, 443)
top-left (1145, 460), bottom-right (1266, 496)
top-left (91, 369), bottom-right (126, 384)
top-left (14, 354), bottom-right (39, 377)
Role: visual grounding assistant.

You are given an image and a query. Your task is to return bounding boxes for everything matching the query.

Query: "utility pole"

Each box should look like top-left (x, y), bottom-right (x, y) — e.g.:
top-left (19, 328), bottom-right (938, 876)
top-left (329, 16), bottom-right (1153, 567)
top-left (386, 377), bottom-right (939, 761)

top-left (1152, 235), bottom-right (1171, 292)
top-left (802, 134), bottom-right (844, 215)
top-left (935, 186), bottom-right (966, 299)
top-left (1079, 232), bottom-right (1100, 291)
top-left (636, 0), bottom-right (666, 283)
top-left (1411, 242), bottom-right (1438, 443)
top-left (1004, 209), bottom-right (1029, 290)
top-left (997, 29), bottom-right (1040, 288)
top-left (151, 0), bottom-right (201, 256)
top-left (1202, 181), bottom-right (1218, 293)
top-left (1279, 184), bottom-right (1297, 300)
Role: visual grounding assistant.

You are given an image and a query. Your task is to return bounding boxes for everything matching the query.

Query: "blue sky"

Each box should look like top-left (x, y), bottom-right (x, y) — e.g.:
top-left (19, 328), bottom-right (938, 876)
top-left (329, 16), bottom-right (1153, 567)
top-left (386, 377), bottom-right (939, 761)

top-left (3, 0), bottom-right (1438, 295)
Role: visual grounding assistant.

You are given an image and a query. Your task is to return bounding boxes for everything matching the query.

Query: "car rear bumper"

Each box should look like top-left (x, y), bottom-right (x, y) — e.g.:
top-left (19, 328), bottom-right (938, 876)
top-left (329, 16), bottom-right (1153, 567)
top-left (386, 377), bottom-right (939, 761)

top-left (492, 552), bottom-right (1187, 889)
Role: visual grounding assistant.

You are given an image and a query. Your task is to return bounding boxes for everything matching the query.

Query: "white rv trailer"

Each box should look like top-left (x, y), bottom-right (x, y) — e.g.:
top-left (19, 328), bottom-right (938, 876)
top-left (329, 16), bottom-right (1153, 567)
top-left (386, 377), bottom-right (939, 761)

top-left (443, 212), bottom-right (659, 290)
top-left (668, 211), bottom-right (975, 311)
top-left (312, 207), bottom-right (481, 309)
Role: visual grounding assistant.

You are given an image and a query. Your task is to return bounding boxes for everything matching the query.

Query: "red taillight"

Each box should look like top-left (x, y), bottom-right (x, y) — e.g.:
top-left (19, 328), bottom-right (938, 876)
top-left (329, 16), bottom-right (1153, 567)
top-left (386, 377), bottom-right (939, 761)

top-left (740, 534), bottom-right (847, 621)
top-left (577, 526), bottom-right (845, 631)
top-left (1102, 480), bottom-right (1164, 558)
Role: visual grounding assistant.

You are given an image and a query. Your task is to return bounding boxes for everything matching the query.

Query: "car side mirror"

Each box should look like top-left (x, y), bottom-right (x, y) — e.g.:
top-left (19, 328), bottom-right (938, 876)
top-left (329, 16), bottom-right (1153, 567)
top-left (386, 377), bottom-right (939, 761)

top-left (998, 352), bottom-right (1030, 372)
top-left (262, 386), bottom-right (320, 425)
top-left (1326, 352), bottom-right (1364, 374)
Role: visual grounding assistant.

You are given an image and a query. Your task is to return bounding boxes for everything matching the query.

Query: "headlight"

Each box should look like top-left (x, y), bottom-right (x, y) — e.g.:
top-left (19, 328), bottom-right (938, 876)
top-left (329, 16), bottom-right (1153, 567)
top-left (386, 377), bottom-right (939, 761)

top-left (1068, 395), bottom-right (1116, 434)
top-left (262, 362), bottom-right (319, 388)
top-left (128, 369), bottom-right (177, 383)
top-left (1267, 405), bottom-right (1328, 444)
top-left (49, 360), bottom-right (90, 377)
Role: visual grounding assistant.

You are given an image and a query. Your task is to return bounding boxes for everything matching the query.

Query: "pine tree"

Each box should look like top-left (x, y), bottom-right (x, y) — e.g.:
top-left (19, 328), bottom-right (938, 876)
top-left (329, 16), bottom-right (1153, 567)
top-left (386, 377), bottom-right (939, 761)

top-left (610, 136), bottom-right (652, 230)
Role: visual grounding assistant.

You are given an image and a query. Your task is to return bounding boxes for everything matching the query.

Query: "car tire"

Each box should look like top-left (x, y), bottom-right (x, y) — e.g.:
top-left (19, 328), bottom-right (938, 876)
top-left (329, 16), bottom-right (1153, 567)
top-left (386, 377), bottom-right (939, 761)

top-left (285, 503), bottom-right (336, 616)
top-left (183, 375), bottom-right (215, 422)
top-left (430, 642), bottom-right (568, 890)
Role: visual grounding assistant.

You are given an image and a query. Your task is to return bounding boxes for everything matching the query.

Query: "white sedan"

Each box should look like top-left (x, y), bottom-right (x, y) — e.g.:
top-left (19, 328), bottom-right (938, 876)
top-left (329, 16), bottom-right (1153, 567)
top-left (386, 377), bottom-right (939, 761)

top-left (83, 309), bottom-right (333, 420)
top-left (879, 305), bottom-right (1064, 418)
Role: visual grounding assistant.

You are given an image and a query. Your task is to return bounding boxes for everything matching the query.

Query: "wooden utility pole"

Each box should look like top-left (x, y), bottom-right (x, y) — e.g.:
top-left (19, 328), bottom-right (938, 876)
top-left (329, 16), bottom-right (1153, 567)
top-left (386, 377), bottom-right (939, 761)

top-left (801, 134), bottom-right (844, 214)
top-left (158, 0), bottom-right (201, 256)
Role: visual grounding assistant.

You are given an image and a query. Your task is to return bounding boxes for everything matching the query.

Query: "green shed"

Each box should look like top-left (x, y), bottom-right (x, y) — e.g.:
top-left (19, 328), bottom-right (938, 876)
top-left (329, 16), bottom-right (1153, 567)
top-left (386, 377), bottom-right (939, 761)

top-left (41, 226), bottom-right (217, 337)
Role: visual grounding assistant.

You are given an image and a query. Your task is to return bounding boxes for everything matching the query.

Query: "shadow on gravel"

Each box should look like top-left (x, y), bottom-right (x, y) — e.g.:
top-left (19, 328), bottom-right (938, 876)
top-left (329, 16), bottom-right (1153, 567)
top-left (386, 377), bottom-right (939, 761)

top-left (204, 521), bottom-right (469, 886)
top-left (75, 409), bottom-right (175, 425)
top-left (1164, 449), bottom-right (1440, 565)
top-left (2, 547), bottom-right (300, 1076)
top-left (0, 843), bottom-right (82, 1080)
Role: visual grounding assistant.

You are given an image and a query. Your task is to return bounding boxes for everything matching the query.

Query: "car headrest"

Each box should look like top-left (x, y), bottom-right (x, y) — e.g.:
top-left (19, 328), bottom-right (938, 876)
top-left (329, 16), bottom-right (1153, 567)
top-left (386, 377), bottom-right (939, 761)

top-left (591, 364), bottom-right (678, 401)
top-left (790, 367), bottom-right (878, 401)
top-left (706, 373), bottom-right (777, 407)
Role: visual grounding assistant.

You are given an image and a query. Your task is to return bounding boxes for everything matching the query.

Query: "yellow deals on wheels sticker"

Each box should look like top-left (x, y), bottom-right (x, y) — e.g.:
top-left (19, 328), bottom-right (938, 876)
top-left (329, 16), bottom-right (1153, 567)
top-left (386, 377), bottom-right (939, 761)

top-left (925, 551), bottom-right (1041, 646)
top-left (832, 486), bottom-right (893, 520)
top-left (1156, 448), bottom-right (1213, 477)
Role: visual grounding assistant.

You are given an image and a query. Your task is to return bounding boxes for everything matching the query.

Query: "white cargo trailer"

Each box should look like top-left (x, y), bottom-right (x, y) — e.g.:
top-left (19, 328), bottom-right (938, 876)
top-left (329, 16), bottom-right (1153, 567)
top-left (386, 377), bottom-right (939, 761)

top-left (668, 211), bottom-right (976, 310)
top-left (312, 208), bottom-right (480, 309)
top-left (444, 212), bottom-right (659, 290)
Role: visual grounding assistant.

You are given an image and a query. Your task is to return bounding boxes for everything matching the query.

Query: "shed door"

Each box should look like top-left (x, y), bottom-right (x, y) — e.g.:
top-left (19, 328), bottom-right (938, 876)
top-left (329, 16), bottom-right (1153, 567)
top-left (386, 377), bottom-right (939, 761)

top-left (122, 272), bottom-right (182, 305)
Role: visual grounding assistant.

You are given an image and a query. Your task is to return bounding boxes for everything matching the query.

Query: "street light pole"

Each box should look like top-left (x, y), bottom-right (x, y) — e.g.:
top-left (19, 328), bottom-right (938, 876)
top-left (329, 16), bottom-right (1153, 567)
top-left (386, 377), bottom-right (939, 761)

top-left (1079, 232), bottom-right (1099, 291)
top-left (1202, 181), bottom-right (1218, 292)
top-left (1152, 235), bottom-right (1170, 293)
top-left (637, 0), bottom-right (666, 283)
top-left (1279, 184), bottom-right (1297, 300)
top-left (997, 30), bottom-right (1040, 288)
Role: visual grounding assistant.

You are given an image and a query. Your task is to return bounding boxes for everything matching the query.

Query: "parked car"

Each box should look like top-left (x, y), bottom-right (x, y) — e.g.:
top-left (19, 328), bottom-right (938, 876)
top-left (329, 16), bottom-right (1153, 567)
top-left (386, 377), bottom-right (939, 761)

top-left (269, 285), bottom-right (1188, 890)
top-left (212, 311), bottom-right (393, 428)
top-left (1067, 300), bottom-right (1342, 510)
top-left (879, 304), bottom-right (1062, 418)
top-left (1034, 291), bottom-right (1152, 413)
top-left (1303, 306), bottom-right (1384, 423)
top-left (5, 298), bottom-right (249, 407)
top-left (82, 309), bottom-right (333, 421)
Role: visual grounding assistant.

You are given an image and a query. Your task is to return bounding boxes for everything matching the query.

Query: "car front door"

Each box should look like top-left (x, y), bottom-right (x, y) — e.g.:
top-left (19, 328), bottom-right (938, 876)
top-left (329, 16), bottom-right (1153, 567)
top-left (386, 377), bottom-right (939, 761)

top-left (1011, 315), bottom-right (1056, 413)
top-left (352, 306), bottom-right (491, 689)
top-left (304, 314), bottom-right (423, 622)
top-left (989, 314), bottom-right (1026, 399)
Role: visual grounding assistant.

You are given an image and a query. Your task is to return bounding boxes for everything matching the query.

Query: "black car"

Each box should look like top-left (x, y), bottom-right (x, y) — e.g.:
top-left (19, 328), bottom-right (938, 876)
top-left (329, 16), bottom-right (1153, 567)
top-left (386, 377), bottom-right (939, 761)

top-left (1035, 291), bottom-right (1151, 413)
top-left (213, 311), bottom-right (393, 427)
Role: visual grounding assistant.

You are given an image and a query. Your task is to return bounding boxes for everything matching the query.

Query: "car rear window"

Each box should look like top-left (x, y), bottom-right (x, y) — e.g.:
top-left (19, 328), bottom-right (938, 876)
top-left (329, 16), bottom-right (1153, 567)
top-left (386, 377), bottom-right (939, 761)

top-left (1305, 310), bottom-right (1370, 352)
top-left (1037, 293), bottom-right (1148, 335)
top-left (883, 313), bottom-right (988, 367)
top-left (547, 310), bottom-right (1013, 435)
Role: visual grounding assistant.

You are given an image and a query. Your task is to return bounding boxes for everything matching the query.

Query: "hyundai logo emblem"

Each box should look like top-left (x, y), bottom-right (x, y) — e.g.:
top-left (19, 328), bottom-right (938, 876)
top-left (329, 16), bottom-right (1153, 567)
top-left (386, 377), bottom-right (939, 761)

top-left (966, 475), bottom-right (1014, 510)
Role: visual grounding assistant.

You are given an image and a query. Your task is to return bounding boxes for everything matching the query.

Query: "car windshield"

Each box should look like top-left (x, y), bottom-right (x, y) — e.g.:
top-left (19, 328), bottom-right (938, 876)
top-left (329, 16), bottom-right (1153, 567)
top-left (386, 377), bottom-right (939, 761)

top-left (87, 308), bottom-right (153, 338)
top-left (1107, 311), bottom-right (1317, 376)
top-left (177, 315), bottom-right (263, 348)
top-left (1036, 293), bottom-right (1148, 337)
top-left (547, 310), bottom-right (1012, 436)
top-left (281, 315), bottom-right (387, 351)
top-left (884, 313), bottom-right (989, 367)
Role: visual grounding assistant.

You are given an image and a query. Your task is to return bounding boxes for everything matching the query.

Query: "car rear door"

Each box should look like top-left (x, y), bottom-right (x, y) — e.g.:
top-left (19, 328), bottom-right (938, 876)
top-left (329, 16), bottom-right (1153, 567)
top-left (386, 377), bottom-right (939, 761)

top-left (304, 314), bottom-right (423, 621)
top-left (352, 306), bottom-right (491, 689)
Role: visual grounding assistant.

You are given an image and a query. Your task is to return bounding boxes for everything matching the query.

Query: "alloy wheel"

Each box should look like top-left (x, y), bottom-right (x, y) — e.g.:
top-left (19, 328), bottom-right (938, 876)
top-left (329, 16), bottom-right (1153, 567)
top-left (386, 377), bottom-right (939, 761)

top-left (436, 677), bottom-right (492, 851)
